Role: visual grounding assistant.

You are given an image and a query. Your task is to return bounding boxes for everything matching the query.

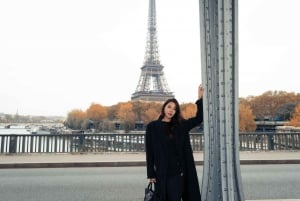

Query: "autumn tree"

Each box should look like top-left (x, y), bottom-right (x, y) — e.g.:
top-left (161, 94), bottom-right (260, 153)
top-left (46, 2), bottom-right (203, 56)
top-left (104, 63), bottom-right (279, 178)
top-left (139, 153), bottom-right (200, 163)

top-left (247, 91), bottom-right (300, 120)
top-left (131, 101), bottom-right (144, 121)
top-left (181, 103), bottom-right (196, 119)
top-left (86, 103), bottom-right (108, 130)
top-left (286, 104), bottom-right (300, 127)
top-left (144, 107), bottom-right (160, 124)
top-left (248, 91), bottom-right (279, 120)
top-left (116, 102), bottom-right (135, 132)
top-left (239, 103), bottom-right (256, 132)
top-left (107, 104), bottom-right (118, 120)
top-left (65, 109), bottom-right (87, 130)
top-left (64, 90), bottom-right (300, 132)
top-left (142, 101), bottom-right (161, 124)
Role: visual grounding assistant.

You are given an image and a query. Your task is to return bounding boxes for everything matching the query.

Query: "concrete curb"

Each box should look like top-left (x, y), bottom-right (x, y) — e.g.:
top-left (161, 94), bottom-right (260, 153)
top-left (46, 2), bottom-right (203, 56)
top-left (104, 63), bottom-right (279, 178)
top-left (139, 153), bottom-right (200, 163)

top-left (0, 161), bottom-right (146, 169)
top-left (1, 151), bottom-right (299, 169)
top-left (1, 159), bottom-right (300, 169)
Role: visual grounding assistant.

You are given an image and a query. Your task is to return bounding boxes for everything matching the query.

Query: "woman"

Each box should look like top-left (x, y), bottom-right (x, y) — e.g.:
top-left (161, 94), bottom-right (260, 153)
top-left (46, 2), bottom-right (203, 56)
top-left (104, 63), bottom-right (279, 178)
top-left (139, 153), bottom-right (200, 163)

top-left (145, 85), bottom-right (204, 201)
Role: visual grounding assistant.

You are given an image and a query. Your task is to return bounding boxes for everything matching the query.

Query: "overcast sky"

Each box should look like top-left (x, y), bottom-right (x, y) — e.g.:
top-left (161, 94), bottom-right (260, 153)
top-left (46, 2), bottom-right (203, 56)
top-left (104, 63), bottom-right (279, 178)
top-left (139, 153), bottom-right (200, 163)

top-left (1, 0), bottom-right (299, 117)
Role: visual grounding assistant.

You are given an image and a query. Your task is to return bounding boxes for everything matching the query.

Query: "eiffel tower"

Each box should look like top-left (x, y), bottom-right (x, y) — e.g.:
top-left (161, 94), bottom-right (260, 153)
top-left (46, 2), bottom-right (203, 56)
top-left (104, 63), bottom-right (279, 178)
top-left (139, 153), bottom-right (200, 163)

top-left (131, 0), bottom-right (174, 102)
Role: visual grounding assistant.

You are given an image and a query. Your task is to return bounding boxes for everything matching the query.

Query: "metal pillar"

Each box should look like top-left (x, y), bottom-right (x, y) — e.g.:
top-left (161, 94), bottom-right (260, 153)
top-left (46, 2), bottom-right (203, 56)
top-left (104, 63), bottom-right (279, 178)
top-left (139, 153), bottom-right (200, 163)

top-left (199, 0), bottom-right (244, 201)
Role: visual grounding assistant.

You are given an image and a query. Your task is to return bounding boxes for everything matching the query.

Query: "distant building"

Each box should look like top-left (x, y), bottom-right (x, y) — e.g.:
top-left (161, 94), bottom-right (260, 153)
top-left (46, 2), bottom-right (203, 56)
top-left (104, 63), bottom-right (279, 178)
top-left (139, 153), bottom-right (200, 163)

top-left (255, 120), bottom-right (287, 132)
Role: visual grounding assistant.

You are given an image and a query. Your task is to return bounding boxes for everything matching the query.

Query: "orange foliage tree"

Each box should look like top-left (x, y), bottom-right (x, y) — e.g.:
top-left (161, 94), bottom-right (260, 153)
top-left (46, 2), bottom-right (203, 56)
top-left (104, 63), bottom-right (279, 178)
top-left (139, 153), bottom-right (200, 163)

top-left (65, 90), bottom-right (300, 131)
top-left (246, 91), bottom-right (300, 120)
top-left (181, 103), bottom-right (196, 119)
top-left (239, 103), bottom-right (256, 132)
top-left (65, 109), bottom-right (87, 130)
top-left (144, 107), bottom-right (160, 124)
top-left (131, 101), bottom-right (144, 122)
top-left (142, 102), bottom-right (161, 124)
top-left (286, 104), bottom-right (300, 127)
top-left (86, 103), bottom-right (108, 130)
top-left (116, 102), bottom-right (135, 132)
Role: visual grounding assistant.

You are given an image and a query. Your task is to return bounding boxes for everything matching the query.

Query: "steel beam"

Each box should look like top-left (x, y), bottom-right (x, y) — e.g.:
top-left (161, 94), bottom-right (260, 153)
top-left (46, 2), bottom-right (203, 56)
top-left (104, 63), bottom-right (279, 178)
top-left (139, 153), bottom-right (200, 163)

top-left (199, 0), bottom-right (244, 200)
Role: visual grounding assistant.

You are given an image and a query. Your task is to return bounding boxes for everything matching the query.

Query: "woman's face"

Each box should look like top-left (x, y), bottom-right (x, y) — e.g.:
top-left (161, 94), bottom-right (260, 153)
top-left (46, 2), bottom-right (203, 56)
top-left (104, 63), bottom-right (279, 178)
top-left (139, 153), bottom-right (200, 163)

top-left (163, 102), bottom-right (176, 121)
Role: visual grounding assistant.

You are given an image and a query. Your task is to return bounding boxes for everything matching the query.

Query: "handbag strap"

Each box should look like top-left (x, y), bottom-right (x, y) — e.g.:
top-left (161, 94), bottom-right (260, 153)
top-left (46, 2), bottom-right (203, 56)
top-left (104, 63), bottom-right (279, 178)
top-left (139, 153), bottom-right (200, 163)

top-left (147, 182), bottom-right (152, 190)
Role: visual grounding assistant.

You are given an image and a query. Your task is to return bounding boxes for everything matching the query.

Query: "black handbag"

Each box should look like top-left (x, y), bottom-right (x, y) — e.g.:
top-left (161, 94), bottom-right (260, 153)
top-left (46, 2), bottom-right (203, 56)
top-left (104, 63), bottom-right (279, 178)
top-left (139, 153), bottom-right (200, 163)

top-left (144, 182), bottom-right (160, 201)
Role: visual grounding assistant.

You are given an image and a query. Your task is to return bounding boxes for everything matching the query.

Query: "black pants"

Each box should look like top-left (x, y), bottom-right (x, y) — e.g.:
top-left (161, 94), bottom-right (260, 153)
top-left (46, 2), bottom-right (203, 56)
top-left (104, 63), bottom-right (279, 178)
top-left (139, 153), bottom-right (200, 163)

top-left (166, 173), bottom-right (184, 201)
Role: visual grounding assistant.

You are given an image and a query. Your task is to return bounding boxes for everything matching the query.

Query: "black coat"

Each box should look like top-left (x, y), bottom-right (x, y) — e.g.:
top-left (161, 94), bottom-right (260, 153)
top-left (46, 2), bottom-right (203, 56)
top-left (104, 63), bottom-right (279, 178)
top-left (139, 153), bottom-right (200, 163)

top-left (146, 99), bottom-right (203, 201)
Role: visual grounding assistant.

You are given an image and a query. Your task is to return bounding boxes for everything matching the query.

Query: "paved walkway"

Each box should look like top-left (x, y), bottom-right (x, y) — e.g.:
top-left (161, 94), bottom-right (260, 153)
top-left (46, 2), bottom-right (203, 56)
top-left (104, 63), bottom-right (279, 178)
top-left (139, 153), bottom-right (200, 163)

top-left (1, 151), bottom-right (300, 201)
top-left (0, 151), bottom-right (299, 168)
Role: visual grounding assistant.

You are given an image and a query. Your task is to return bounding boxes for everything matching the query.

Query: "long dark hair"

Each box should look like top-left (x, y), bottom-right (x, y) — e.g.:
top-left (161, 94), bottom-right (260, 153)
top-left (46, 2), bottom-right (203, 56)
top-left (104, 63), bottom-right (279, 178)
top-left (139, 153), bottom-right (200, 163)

top-left (158, 98), bottom-right (184, 137)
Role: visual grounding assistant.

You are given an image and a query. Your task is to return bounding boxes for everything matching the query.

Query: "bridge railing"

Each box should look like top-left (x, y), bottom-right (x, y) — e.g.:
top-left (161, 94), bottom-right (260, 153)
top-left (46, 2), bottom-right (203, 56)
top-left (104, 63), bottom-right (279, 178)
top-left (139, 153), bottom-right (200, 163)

top-left (0, 132), bottom-right (299, 154)
top-left (239, 132), bottom-right (300, 151)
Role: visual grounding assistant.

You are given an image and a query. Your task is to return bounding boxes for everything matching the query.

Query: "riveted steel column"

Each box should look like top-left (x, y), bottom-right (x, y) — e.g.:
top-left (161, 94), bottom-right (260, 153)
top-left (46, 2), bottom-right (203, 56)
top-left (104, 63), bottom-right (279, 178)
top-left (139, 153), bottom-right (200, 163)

top-left (199, 0), bottom-right (244, 201)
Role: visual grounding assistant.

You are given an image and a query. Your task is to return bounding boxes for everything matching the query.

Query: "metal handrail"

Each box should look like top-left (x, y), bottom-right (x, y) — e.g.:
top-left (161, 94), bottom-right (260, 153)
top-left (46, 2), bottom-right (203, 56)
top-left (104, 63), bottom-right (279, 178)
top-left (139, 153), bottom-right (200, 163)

top-left (0, 132), bottom-right (299, 154)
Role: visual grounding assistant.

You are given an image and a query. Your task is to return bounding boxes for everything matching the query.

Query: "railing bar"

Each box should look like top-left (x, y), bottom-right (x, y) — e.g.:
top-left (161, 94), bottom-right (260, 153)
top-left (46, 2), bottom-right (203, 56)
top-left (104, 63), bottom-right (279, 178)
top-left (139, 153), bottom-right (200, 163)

top-left (1, 132), bottom-right (300, 154)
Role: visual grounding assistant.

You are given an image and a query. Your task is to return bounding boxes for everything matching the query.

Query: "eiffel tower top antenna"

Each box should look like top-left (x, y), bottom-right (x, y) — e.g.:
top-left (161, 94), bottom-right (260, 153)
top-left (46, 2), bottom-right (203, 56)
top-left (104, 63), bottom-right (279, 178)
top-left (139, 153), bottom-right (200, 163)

top-left (144, 0), bottom-right (160, 65)
top-left (131, 0), bottom-right (174, 102)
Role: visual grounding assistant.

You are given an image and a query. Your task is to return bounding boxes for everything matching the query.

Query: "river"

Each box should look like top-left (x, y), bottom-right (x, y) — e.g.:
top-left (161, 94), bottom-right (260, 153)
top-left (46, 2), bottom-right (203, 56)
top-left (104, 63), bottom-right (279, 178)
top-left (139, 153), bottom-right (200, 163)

top-left (0, 128), bottom-right (31, 135)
